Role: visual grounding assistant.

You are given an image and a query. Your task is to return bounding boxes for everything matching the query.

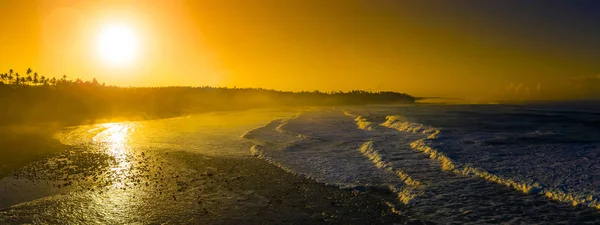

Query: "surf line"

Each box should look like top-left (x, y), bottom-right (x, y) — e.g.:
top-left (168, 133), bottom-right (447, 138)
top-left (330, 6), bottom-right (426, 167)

top-left (244, 112), bottom-right (394, 190)
top-left (379, 114), bottom-right (600, 209)
top-left (242, 114), bottom-right (317, 183)
top-left (344, 111), bottom-right (424, 205)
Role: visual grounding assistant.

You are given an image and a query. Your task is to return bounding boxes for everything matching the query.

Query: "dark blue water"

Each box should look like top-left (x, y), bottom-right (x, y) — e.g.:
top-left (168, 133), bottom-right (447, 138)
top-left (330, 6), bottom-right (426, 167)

top-left (246, 103), bottom-right (600, 223)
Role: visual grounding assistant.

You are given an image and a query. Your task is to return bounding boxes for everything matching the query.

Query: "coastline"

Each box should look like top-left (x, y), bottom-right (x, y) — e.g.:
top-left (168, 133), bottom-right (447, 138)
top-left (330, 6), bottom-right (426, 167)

top-left (1, 149), bottom-right (421, 224)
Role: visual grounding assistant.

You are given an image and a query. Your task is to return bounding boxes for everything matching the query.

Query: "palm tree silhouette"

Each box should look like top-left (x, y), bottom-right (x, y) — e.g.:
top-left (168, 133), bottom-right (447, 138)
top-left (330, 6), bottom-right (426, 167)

top-left (33, 72), bottom-right (39, 85)
top-left (26, 68), bottom-right (32, 85)
top-left (26, 75), bottom-right (33, 86)
top-left (8, 69), bottom-right (13, 84)
top-left (15, 73), bottom-right (20, 85)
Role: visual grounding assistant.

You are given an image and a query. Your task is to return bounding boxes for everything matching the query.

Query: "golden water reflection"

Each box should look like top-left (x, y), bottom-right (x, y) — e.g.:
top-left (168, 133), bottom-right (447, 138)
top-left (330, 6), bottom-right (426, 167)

top-left (87, 122), bottom-right (139, 222)
top-left (1, 110), bottom-right (307, 223)
top-left (92, 123), bottom-right (135, 189)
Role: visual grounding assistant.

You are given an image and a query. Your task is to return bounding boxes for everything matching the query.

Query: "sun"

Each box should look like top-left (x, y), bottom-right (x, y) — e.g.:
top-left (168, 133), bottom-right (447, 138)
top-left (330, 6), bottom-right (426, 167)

top-left (96, 23), bottom-right (139, 67)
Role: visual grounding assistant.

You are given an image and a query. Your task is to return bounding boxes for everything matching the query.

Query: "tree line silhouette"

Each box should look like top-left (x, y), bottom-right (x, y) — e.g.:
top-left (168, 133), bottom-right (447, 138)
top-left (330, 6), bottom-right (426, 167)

top-left (0, 68), bottom-right (415, 126)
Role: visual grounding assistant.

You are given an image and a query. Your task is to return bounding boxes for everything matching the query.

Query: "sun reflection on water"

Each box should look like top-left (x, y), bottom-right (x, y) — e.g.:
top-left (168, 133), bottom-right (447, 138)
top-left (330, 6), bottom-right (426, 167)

top-left (93, 123), bottom-right (135, 189)
top-left (86, 122), bottom-right (160, 222)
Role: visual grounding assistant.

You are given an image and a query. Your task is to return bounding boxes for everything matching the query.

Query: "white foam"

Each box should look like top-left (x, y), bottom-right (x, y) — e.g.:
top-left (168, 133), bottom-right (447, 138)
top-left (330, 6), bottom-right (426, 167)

top-left (380, 114), bottom-right (600, 209)
top-left (242, 111), bottom-right (405, 189)
top-left (359, 141), bottom-right (422, 205)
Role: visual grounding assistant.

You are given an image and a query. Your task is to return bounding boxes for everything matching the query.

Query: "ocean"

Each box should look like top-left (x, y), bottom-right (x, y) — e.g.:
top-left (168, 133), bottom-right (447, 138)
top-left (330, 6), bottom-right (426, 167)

top-left (245, 103), bottom-right (600, 223)
top-left (2, 104), bottom-right (600, 223)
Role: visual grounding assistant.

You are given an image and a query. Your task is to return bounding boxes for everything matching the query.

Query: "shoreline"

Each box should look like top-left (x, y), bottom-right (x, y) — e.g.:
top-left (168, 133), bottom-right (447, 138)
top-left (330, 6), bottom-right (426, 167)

top-left (0, 148), bottom-right (420, 224)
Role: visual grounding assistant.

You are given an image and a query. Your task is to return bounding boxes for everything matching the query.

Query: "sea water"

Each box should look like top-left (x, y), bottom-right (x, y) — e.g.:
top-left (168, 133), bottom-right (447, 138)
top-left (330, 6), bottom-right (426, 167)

top-left (2, 103), bottom-right (600, 223)
top-left (244, 103), bottom-right (600, 223)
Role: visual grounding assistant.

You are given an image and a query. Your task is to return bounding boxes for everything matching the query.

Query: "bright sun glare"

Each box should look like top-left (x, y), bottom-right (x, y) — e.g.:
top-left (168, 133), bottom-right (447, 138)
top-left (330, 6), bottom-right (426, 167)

top-left (96, 23), bottom-right (139, 67)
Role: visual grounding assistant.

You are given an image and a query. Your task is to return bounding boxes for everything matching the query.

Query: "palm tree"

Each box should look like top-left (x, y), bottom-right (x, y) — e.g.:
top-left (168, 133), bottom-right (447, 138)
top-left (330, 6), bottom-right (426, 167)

top-left (26, 75), bottom-right (32, 86)
top-left (40, 76), bottom-right (46, 86)
top-left (50, 77), bottom-right (57, 86)
top-left (26, 68), bottom-right (32, 85)
top-left (8, 69), bottom-right (13, 84)
top-left (33, 72), bottom-right (39, 85)
top-left (15, 73), bottom-right (20, 85)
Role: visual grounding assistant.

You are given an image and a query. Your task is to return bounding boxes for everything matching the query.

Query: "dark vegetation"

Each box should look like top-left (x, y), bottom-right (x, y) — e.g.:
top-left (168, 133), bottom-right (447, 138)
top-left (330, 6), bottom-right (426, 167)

top-left (0, 68), bottom-right (415, 126)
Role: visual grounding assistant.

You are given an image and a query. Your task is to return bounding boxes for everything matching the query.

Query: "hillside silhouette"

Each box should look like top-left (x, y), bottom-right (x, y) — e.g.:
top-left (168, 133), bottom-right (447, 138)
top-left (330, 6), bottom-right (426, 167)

top-left (0, 68), bottom-right (415, 126)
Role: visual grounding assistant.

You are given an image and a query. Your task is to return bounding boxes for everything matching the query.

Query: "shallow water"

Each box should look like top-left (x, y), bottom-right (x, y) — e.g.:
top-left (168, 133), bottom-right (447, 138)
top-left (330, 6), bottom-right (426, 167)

top-left (2, 104), bottom-right (600, 223)
top-left (0, 109), bottom-right (303, 223)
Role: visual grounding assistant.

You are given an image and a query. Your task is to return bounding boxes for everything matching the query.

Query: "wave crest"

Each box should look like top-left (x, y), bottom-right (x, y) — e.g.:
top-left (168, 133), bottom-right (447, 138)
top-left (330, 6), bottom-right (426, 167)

top-left (380, 114), bottom-right (600, 209)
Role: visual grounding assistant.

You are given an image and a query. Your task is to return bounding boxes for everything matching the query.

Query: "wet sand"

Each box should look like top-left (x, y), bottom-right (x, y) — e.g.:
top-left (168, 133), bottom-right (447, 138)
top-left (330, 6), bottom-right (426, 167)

top-left (0, 127), bottom-right (65, 179)
top-left (166, 152), bottom-right (413, 224)
top-left (0, 145), bottom-right (418, 224)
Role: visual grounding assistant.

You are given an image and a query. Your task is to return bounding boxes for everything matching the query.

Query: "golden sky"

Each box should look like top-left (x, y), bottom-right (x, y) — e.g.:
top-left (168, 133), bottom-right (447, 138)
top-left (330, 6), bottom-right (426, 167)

top-left (1, 0), bottom-right (599, 100)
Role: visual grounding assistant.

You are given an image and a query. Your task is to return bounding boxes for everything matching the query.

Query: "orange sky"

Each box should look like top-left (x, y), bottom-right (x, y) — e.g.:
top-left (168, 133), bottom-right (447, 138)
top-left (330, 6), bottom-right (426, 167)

top-left (1, 0), bottom-right (599, 100)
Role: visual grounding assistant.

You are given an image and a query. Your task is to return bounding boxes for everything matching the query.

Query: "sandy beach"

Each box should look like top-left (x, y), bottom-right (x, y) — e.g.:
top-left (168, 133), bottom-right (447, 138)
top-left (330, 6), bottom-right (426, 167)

top-left (0, 146), bottom-right (415, 224)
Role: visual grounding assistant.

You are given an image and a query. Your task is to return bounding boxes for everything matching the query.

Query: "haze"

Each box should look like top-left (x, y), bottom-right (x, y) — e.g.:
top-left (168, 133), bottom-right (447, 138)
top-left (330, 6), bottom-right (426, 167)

top-left (1, 0), bottom-right (599, 101)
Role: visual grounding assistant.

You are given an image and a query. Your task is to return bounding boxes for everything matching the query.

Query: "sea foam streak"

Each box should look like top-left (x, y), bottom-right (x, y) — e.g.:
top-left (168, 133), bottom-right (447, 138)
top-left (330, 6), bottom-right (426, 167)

top-left (344, 111), bottom-right (374, 131)
top-left (241, 108), bottom-right (600, 222)
top-left (377, 114), bottom-right (600, 209)
top-left (246, 109), bottom-right (600, 212)
top-left (243, 115), bottom-right (309, 176)
top-left (243, 111), bottom-right (405, 189)
top-left (342, 111), bottom-right (423, 204)
top-left (359, 141), bottom-right (422, 205)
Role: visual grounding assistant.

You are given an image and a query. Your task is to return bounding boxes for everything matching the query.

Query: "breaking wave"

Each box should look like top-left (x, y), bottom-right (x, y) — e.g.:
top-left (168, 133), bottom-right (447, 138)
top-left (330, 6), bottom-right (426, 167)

top-left (243, 108), bottom-right (600, 218)
top-left (379, 114), bottom-right (600, 209)
top-left (242, 112), bottom-right (404, 190)
top-left (359, 141), bottom-right (422, 204)
top-left (344, 111), bottom-right (374, 131)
